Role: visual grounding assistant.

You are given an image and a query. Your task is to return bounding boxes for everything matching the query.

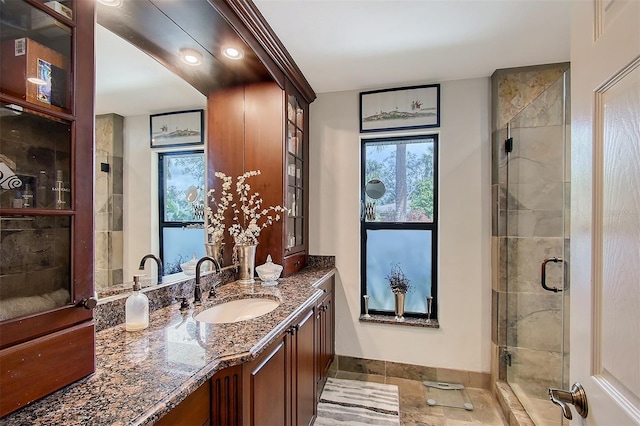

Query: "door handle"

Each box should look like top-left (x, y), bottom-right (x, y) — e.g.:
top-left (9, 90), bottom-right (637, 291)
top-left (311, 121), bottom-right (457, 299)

top-left (548, 382), bottom-right (588, 420)
top-left (541, 257), bottom-right (564, 292)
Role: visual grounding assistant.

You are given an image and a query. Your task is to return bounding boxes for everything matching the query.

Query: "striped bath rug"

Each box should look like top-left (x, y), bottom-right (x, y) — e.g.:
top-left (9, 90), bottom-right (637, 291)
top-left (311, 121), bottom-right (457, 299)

top-left (315, 378), bottom-right (400, 426)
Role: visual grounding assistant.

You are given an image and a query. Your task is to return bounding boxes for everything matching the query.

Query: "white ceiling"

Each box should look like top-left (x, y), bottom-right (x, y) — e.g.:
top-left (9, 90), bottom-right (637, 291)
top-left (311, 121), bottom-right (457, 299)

top-left (95, 1), bottom-right (571, 115)
top-left (252, 0), bottom-right (571, 94)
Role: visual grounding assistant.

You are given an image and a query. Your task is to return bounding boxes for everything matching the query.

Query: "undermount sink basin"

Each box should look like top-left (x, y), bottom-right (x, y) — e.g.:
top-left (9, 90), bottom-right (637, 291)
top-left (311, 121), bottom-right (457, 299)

top-left (194, 298), bottom-right (280, 324)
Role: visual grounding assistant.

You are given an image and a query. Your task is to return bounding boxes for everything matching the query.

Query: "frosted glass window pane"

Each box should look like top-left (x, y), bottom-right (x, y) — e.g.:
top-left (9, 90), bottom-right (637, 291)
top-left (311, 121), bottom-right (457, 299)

top-left (162, 227), bottom-right (205, 274)
top-left (366, 229), bottom-right (432, 313)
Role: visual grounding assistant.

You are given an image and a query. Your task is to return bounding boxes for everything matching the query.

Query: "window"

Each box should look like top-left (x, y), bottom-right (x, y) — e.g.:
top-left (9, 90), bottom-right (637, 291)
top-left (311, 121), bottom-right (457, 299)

top-left (158, 151), bottom-right (205, 274)
top-left (361, 135), bottom-right (438, 319)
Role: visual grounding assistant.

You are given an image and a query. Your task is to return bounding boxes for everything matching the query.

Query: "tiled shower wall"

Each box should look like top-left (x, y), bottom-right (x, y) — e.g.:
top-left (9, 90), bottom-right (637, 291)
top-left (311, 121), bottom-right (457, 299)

top-left (95, 114), bottom-right (124, 291)
top-left (490, 63), bottom-right (570, 399)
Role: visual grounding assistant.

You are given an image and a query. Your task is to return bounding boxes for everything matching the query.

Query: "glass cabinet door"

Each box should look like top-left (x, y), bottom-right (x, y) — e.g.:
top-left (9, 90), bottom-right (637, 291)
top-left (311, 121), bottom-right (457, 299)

top-left (0, 0), bottom-right (76, 324)
top-left (286, 93), bottom-right (305, 252)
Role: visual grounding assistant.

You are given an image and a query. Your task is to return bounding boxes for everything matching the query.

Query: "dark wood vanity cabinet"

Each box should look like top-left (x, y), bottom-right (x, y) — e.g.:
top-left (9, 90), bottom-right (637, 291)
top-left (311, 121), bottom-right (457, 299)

top-left (207, 80), bottom-right (309, 276)
top-left (0, 0), bottom-right (95, 418)
top-left (242, 307), bottom-right (316, 426)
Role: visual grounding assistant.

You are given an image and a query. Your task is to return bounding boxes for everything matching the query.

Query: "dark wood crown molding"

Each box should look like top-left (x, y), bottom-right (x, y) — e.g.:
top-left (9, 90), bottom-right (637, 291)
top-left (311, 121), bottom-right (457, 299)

top-left (212, 0), bottom-right (317, 103)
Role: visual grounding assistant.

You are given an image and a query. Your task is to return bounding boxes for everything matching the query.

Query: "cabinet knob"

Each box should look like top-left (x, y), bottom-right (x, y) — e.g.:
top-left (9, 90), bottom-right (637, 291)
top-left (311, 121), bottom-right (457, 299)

top-left (81, 297), bottom-right (98, 310)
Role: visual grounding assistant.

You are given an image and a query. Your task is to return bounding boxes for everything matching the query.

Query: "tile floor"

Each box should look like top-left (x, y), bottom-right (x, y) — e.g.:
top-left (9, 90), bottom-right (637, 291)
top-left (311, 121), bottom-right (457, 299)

top-left (330, 370), bottom-right (508, 426)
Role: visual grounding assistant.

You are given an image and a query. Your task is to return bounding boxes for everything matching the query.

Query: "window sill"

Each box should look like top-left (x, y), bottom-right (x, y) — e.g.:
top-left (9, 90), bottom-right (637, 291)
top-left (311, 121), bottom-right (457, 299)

top-left (359, 314), bottom-right (439, 329)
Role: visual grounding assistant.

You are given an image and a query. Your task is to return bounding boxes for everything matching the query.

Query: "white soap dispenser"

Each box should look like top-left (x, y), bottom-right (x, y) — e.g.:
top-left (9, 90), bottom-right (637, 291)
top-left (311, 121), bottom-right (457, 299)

top-left (125, 275), bottom-right (149, 331)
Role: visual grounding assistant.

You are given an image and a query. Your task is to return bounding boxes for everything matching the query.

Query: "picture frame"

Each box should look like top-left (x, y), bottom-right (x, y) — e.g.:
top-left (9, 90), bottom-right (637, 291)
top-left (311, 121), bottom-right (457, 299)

top-left (150, 109), bottom-right (204, 148)
top-left (359, 84), bottom-right (440, 133)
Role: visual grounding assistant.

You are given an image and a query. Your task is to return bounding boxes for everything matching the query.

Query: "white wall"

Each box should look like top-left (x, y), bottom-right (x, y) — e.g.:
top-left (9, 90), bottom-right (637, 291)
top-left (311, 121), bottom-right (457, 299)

top-left (122, 114), bottom-right (158, 281)
top-left (309, 77), bottom-right (493, 373)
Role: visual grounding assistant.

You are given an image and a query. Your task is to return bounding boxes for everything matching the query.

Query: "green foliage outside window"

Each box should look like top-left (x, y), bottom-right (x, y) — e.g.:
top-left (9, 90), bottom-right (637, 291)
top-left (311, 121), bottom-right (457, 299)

top-left (365, 139), bottom-right (434, 222)
top-left (163, 154), bottom-right (205, 222)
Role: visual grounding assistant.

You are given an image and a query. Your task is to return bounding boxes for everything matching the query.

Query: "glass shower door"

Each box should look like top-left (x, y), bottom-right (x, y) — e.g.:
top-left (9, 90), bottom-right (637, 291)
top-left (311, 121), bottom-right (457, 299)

top-left (504, 71), bottom-right (570, 425)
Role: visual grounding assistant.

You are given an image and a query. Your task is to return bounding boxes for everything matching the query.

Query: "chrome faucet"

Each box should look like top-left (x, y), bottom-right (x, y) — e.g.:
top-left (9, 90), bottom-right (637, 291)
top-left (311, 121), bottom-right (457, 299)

top-left (139, 254), bottom-right (163, 284)
top-left (195, 256), bottom-right (221, 304)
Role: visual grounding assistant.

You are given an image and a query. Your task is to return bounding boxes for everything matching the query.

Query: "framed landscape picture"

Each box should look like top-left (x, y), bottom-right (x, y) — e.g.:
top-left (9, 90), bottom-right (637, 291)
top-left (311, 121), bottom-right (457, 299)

top-left (150, 109), bottom-right (204, 148)
top-left (360, 84), bottom-right (440, 133)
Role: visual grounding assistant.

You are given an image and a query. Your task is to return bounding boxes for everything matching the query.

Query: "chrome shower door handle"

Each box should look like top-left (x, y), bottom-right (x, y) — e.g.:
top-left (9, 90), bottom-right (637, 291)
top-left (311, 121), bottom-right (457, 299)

top-left (548, 382), bottom-right (588, 420)
top-left (541, 257), bottom-right (564, 292)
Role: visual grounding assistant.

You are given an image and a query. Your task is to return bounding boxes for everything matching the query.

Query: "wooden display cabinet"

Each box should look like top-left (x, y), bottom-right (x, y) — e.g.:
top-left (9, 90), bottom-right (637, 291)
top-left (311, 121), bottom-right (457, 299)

top-left (207, 79), bottom-right (309, 276)
top-left (0, 0), bottom-right (95, 418)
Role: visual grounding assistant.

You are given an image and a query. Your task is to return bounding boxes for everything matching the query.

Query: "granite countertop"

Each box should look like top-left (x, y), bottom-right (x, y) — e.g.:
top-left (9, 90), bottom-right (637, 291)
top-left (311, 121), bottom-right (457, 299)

top-left (4, 266), bottom-right (335, 425)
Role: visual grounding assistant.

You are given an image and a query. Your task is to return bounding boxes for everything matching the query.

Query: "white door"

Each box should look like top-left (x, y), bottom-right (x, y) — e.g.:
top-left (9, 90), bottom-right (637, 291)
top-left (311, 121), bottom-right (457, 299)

top-left (570, 0), bottom-right (640, 424)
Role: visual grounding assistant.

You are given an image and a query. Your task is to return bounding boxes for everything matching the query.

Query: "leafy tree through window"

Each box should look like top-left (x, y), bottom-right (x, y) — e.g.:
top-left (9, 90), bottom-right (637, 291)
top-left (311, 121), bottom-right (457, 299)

top-left (158, 151), bottom-right (205, 274)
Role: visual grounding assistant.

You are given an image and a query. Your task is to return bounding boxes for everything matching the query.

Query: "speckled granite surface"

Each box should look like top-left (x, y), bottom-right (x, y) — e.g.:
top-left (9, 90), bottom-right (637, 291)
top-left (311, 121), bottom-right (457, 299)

top-left (3, 266), bottom-right (335, 425)
top-left (359, 313), bottom-right (439, 328)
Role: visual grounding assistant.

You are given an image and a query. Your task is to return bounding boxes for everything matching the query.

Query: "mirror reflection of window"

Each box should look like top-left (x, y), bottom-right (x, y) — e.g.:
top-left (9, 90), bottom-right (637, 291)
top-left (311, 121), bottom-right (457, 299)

top-left (158, 151), bottom-right (205, 275)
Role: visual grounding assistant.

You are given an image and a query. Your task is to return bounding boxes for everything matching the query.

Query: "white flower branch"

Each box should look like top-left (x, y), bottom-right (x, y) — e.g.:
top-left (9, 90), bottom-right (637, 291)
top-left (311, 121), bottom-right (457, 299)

top-left (204, 170), bottom-right (288, 247)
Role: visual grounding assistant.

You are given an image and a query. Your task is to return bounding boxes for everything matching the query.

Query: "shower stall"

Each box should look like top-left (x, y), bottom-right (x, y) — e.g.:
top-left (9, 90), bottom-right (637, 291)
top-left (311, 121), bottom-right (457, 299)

top-left (492, 64), bottom-right (570, 425)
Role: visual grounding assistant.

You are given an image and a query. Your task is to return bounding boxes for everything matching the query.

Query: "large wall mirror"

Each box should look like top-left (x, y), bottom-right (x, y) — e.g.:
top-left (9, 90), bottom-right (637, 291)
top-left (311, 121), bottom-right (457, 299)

top-left (94, 0), bottom-right (271, 296)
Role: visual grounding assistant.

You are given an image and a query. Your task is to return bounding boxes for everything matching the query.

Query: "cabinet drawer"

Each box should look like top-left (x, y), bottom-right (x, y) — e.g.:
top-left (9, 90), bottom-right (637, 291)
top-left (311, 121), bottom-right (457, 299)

top-left (0, 321), bottom-right (95, 417)
top-left (283, 252), bottom-right (306, 276)
top-left (315, 276), bottom-right (334, 296)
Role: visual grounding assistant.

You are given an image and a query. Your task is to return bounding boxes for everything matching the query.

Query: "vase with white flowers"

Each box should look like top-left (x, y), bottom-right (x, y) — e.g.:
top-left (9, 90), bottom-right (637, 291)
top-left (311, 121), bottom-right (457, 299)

top-left (205, 170), bottom-right (287, 283)
top-left (204, 172), bottom-right (232, 266)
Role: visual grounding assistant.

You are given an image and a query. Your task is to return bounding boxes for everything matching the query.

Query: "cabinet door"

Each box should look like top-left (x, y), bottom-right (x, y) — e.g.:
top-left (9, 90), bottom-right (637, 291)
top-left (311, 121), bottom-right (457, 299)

top-left (284, 83), bottom-right (309, 268)
top-left (322, 291), bottom-right (335, 377)
top-left (242, 335), bottom-right (289, 426)
top-left (294, 309), bottom-right (316, 426)
top-left (156, 381), bottom-right (211, 426)
top-left (0, 0), bottom-right (94, 347)
top-left (316, 278), bottom-right (335, 396)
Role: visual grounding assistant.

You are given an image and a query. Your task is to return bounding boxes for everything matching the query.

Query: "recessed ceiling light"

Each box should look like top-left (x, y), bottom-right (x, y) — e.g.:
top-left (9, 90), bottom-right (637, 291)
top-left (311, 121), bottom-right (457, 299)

top-left (27, 77), bottom-right (47, 85)
top-left (97, 0), bottom-right (123, 7)
top-left (222, 46), bottom-right (244, 60)
top-left (180, 48), bottom-right (203, 66)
